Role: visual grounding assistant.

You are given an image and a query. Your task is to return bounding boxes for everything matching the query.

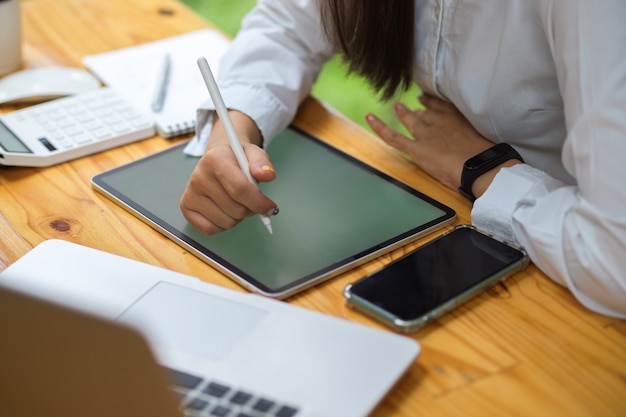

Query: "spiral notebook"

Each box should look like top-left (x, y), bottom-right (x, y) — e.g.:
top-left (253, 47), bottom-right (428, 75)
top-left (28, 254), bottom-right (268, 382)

top-left (83, 29), bottom-right (230, 138)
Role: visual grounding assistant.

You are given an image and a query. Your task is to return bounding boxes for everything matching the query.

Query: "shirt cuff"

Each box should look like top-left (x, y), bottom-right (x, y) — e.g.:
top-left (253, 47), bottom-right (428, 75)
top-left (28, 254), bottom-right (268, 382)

top-left (183, 101), bottom-right (215, 156)
top-left (184, 83), bottom-right (293, 157)
top-left (471, 164), bottom-right (562, 246)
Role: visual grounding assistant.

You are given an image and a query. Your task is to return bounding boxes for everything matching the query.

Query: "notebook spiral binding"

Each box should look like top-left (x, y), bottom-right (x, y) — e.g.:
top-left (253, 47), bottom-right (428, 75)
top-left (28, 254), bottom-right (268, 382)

top-left (159, 120), bottom-right (196, 139)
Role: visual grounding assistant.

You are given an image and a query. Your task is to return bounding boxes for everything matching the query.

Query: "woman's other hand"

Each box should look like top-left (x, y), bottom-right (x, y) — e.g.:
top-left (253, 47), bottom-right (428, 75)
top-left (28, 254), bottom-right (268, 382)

top-left (366, 94), bottom-right (520, 198)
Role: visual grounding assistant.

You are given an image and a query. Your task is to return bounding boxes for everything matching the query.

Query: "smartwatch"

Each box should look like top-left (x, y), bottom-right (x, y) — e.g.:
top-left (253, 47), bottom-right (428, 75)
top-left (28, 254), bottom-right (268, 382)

top-left (459, 143), bottom-right (523, 202)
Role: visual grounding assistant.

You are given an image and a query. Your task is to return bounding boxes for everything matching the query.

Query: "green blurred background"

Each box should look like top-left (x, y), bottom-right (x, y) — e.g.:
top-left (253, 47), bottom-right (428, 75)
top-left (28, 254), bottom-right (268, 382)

top-left (179, 0), bottom-right (421, 133)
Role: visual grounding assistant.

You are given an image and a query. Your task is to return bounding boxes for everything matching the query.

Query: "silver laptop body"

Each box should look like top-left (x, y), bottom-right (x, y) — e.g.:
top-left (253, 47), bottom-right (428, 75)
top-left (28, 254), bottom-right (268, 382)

top-left (0, 239), bottom-right (419, 417)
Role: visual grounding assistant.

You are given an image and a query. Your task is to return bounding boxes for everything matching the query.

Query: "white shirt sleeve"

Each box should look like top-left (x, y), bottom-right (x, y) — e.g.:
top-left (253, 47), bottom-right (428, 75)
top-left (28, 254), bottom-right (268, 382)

top-left (184, 0), bottom-right (334, 156)
top-left (473, 1), bottom-right (626, 319)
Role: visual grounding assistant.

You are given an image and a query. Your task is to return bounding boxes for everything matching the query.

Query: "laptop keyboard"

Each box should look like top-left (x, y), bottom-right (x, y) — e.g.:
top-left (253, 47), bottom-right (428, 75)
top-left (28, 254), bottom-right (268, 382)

top-left (164, 367), bottom-right (300, 417)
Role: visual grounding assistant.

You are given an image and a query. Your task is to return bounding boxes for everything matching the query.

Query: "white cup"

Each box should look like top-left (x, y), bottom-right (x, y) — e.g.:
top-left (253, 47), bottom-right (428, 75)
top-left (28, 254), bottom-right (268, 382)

top-left (0, 0), bottom-right (22, 77)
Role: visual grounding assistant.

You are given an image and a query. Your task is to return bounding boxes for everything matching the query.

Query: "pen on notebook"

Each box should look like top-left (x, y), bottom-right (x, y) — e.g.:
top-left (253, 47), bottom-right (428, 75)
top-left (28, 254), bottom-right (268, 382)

top-left (151, 53), bottom-right (171, 113)
top-left (196, 56), bottom-right (274, 235)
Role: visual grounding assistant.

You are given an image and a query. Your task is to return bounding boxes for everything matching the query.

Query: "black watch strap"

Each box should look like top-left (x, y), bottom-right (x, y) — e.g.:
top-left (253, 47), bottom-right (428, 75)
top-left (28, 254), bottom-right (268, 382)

top-left (458, 143), bottom-right (523, 202)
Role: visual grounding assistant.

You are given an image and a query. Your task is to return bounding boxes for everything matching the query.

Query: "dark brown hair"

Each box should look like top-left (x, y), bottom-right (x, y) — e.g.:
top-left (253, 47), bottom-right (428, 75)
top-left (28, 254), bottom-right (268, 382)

top-left (319, 0), bottom-right (415, 100)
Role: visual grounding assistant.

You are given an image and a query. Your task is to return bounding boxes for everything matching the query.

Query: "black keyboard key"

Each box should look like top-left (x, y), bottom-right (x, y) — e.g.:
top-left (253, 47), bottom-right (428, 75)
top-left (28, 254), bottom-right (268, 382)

top-left (163, 367), bottom-right (203, 390)
top-left (275, 405), bottom-right (299, 417)
top-left (211, 405), bottom-right (231, 416)
top-left (229, 391), bottom-right (252, 405)
top-left (186, 398), bottom-right (210, 411)
top-left (161, 368), bottom-right (298, 417)
top-left (253, 398), bottom-right (275, 412)
top-left (204, 381), bottom-right (231, 398)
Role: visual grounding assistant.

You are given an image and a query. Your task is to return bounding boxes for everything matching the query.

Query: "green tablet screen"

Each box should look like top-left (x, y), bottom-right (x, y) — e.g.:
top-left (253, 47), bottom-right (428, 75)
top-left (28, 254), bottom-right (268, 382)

top-left (92, 127), bottom-right (455, 298)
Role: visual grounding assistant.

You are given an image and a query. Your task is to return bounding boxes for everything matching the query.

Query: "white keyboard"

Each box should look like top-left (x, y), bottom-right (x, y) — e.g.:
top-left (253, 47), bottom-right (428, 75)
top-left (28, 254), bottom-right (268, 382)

top-left (0, 87), bottom-right (155, 167)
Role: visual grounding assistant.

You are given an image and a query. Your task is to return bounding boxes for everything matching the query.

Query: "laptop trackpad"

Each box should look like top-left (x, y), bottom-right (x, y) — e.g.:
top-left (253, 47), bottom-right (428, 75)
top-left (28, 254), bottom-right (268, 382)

top-left (116, 282), bottom-right (268, 361)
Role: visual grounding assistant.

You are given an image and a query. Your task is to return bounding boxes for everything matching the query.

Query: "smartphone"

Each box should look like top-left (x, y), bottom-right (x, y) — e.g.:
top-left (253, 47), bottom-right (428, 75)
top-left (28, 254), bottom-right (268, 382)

top-left (344, 224), bottom-right (529, 333)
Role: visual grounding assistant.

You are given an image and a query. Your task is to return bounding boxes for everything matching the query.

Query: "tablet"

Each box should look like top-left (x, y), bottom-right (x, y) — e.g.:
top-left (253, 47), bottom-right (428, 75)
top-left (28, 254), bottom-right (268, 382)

top-left (92, 127), bottom-right (455, 298)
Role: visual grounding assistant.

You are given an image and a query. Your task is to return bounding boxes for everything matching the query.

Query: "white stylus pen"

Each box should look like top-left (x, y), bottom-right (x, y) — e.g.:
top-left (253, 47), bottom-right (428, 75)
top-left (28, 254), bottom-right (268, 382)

top-left (197, 57), bottom-right (273, 234)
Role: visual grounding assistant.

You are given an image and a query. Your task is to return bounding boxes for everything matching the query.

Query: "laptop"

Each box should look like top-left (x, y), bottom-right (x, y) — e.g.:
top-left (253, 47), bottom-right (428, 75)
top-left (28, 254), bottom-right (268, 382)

top-left (0, 239), bottom-right (419, 417)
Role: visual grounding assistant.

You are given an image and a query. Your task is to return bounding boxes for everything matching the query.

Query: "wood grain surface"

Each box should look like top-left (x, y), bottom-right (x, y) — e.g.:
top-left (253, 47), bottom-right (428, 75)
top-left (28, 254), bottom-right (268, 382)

top-left (1, 1), bottom-right (624, 416)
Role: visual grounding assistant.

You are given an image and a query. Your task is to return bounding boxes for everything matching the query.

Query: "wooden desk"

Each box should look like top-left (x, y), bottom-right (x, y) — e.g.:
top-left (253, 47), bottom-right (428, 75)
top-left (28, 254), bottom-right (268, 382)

top-left (1, 0), bottom-right (625, 415)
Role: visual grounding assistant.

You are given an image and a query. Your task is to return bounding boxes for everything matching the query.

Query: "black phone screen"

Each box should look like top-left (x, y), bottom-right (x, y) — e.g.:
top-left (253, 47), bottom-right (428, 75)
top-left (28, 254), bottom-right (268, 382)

top-left (348, 226), bottom-right (526, 321)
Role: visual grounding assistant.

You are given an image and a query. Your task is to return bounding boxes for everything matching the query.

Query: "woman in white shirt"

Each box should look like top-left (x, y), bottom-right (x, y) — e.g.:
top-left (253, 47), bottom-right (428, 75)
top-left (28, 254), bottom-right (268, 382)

top-left (180, 0), bottom-right (626, 318)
